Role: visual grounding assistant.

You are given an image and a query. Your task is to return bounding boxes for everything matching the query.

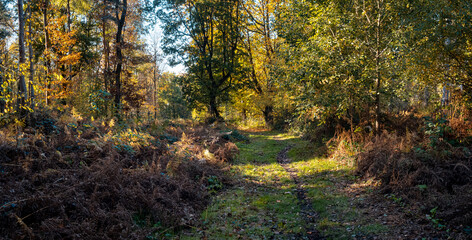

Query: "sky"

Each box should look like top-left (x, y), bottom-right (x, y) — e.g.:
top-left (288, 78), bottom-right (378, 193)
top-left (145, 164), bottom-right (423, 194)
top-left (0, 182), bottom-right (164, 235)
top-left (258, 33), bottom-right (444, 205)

top-left (145, 23), bottom-right (186, 75)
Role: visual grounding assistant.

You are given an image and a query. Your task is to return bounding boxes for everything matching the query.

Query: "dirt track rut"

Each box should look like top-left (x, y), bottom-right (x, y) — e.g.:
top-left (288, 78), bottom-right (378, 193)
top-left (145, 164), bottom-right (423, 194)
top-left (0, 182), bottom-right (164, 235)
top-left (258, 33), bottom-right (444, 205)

top-left (276, 145), bottom-right (324, 240)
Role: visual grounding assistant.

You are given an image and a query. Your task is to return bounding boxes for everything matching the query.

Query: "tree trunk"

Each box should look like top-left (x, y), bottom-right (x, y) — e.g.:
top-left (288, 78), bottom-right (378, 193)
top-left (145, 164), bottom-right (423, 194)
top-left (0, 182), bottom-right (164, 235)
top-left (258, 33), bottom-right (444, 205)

top-left (28, 0), bottom-right (34, 107)
top-left (114, 0), bottom-right (127, 115)
top-left (18, 0), bottom-right (28, 112)
top-left (43, 0), bottom-right (51, 105)
top-left (209, 95), bottom-right (221, 120)
top-left (153, 63), bottom-right (157, 119)
top-left (102, 7), bottom-right (109, 91)
top-left (0, 57), bottom-right (5, 113)
top-left (374, 0), bottom-right (382, 135)
top-left (67, 0), bottom-right (71, 76)
top-left (263, 105), bottom-right (274, 128)
top-left (241, 108), bottom-right (247, 121)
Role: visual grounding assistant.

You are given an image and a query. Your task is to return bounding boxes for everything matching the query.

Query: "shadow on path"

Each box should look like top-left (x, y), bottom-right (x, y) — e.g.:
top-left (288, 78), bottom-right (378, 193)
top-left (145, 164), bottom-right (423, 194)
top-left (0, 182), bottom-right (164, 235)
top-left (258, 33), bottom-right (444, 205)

top-left (277, 144), bottom-right (325, 240)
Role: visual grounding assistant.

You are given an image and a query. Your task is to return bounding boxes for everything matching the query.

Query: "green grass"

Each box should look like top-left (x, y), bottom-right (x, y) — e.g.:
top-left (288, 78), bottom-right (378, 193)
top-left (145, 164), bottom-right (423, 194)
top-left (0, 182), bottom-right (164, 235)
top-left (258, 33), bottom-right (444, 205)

top-left (285, 137), bottom-right (388, 239)
top-left (176, 131), bottom-right (388, 239)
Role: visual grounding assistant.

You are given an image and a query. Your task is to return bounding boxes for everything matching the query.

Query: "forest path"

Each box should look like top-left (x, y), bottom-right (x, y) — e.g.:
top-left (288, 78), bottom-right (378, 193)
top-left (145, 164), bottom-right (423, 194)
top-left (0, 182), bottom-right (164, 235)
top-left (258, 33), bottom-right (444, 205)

top-left (178, 131), bottom-right (388, 239)
top-left (276, 144), bottom-right (323, 239)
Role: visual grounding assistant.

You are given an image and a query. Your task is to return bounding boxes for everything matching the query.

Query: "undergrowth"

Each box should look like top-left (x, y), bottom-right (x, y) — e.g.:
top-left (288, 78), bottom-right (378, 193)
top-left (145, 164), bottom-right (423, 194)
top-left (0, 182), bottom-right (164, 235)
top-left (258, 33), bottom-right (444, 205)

top-left (0, 110), bottom-right (241, 239)
top-left (317, 112), bottom-right (472, 236)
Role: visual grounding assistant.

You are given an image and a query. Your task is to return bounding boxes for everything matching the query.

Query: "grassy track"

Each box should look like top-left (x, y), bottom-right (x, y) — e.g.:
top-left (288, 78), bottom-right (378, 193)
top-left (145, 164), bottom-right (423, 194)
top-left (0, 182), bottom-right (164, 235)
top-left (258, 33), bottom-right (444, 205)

top-left (178, 131), bottom-right (387, 239)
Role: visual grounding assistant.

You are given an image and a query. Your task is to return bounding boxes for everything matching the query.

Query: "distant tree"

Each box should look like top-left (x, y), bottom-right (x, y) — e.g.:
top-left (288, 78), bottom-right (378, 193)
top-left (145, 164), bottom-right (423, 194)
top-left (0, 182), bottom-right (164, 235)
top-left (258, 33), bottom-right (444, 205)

top-left (241, 0), bottom-right (280, 127)
top-left (160, 0), bottom-right (243, 120)
top-left (277, 0), bottom-right (406, 132)
top-left (407, 0), bottom-right (472, 102)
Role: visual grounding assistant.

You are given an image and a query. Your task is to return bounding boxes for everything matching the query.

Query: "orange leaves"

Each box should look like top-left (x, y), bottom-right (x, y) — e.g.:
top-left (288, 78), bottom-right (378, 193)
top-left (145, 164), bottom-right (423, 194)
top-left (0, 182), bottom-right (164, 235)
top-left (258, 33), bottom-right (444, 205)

top-left (59, 52), bottom-right (81, 65)
top-left (45, 15), bottom-right (79, 64)
top-left (42, 10), bottom-right (81, 102)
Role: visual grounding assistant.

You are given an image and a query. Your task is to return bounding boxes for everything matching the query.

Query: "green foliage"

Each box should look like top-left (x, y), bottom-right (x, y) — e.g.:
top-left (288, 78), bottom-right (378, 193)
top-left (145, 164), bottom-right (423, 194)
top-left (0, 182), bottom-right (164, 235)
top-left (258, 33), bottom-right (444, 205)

top-left (88, 90), bottom-right (112, 117)
top-left (207, 175), bottom-right (223, 194)
top-left (160, 0), bottom-right (243, 118)
top-left (385, 193), bottom-right (405, 207)
top-left (276, 0), bottom-right (409, 129)
top-left (426, 207), bottom-right (447, 230)
top-left (423, 116), bottom-right (452, 147)
top-left (157, 74), bottom-right (191, 119)
top-left (417, 184), bottom-right (428, 191)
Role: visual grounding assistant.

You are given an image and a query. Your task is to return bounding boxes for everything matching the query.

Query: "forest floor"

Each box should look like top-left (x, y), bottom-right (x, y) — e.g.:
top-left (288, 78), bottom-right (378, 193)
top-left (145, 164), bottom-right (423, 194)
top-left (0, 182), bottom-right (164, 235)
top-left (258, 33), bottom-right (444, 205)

top-left (176, 131), bottom-right (451, 240)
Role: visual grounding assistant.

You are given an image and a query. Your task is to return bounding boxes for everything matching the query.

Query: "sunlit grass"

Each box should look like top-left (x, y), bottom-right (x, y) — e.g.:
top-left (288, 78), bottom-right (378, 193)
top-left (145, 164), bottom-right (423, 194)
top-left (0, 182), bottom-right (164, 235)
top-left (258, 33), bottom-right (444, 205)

top-left (177, 131), bottom-right (388, 239)
top-left (285, 137), bottom-right (386, 239)
top-left (233, 163), bottom-right (292, 185)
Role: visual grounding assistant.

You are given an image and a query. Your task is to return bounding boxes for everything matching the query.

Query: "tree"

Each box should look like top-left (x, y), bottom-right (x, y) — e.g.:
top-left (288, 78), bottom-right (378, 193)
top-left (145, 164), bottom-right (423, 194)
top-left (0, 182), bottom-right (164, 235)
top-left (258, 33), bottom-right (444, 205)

top-left (18, 0), bottom-right (28, 112)
top-left (0, 0), bottom-right (11, 113)
top-left (111, 0), bottom-right (127, 115)
top-left (160, 0), bottom-right (243, 120)
top-left (241, 0), bottom-right (280, 127)
top-left (276, 0), bottom-right (406, 132)
top-left (27, 0), bottom-right (34, 106)
top-left (42, 0), bottom-right (52, 105)
top-left (407, 0), bottom-right (472, 103)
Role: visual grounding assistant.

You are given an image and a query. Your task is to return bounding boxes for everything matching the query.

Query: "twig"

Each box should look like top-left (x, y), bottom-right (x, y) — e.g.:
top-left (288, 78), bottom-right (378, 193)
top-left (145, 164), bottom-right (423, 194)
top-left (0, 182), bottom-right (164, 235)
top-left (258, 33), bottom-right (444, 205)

top-left (21, 205), bottom-right (50, 221)
top-left (13, 213), bottom-right (35, 239)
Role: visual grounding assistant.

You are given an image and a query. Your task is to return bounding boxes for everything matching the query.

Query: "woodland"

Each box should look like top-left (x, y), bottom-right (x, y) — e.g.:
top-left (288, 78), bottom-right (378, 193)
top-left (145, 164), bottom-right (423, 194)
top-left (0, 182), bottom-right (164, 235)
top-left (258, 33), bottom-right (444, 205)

top-left (0, 0), bottom-right (471, 239)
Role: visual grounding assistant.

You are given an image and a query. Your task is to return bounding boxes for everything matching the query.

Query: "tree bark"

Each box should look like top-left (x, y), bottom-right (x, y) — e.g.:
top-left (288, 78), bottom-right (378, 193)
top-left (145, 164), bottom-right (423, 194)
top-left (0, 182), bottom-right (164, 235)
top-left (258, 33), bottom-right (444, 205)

top-left (374, 0), bottom-right (382, 135)
top-left (102, 6), bottom-right (109, 91)
top-left (0, 57), bottom-right (5, 113)
top-left (18, 0), bottom-right (28, 112)
top-left (209, 94), bottom-right (221, 120)
top-left (113, 0), bottom-right (127, 115)
top-left (153, 60), bottom-right (157, 119)
top-left (67, 0), bottom-right (71, 77)
top-left (43, 0), bottom-right (51, 105)
top-left (28, 0), bottom-right (34, 107)
top-left (263, 105), bottom-right (274, 128)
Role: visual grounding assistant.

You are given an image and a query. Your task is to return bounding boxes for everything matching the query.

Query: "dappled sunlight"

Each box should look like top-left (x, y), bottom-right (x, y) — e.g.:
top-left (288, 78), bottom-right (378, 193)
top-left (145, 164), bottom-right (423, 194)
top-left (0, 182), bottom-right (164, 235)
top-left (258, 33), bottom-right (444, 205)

top-left (195, 187), bottom-right (304, 239)
top-left (273, 133), bottom-right (299, 141)
top-left (289, 159), bottom-right (353, 179)
top-left (3, 0), bottom-right (470, 237)
top-left (186, 131), bottom-right (392, 239)
top-left (233, 163), bottom-right (292, 186)
top-left (184, 132), bottom-right (309, 238)
top-left (343, 178), bottom-right (382, 196)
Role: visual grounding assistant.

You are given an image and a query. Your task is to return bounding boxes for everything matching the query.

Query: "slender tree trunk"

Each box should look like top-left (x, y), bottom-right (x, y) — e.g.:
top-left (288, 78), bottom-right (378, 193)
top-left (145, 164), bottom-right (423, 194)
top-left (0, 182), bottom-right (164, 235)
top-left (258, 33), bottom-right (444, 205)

top-left (59, 0), bottom-right (71, 105)
top-left (114, 0), bottom-right (127, 115)
top-left (18, 0), bottom-right (28, 112)
top-left (0, 57), bottom-right (5, 113)
top-left (153, 62), bottom-right (157, 119)
top-left (28, 0), bottom-right (34, 107)
top-left (102, 7), bottom-right (109, 91)
top-left (43, 0), bottom-right (51, 105)
top-left (374, 0), bottom-right (382, 135)
top-left (67, 0), bottom-right (71, 76)
top-left (101, 6), bottom-right (110, 115)
top-left (241, 108), bottom-right (247, 121)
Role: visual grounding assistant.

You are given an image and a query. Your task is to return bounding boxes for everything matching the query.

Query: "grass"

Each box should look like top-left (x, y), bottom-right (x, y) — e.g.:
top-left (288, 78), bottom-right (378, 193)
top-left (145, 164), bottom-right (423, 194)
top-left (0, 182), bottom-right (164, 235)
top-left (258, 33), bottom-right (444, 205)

top-left (287, 137), bottom-right (387, 239)
top-left (176, 131), bottom-right (389, 239)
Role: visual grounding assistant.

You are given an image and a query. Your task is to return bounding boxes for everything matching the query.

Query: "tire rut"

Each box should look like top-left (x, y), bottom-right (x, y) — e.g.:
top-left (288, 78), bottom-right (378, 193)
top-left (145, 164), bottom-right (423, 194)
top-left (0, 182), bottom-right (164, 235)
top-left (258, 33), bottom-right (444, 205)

top-left (276, 145), bottom-right (324, 240)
